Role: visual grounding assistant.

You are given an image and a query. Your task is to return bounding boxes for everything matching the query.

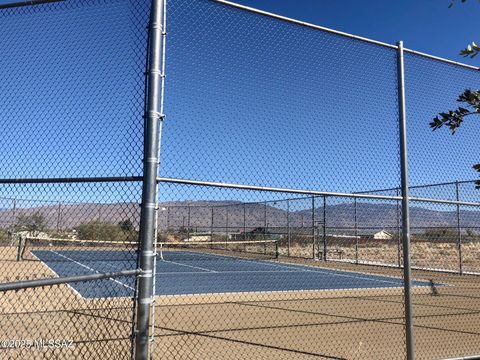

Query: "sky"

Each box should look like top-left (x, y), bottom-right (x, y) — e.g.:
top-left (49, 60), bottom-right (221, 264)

top-left (230, 0), bottom-right (479, 66)
top-left (0, 0), bottom-right (479, 205)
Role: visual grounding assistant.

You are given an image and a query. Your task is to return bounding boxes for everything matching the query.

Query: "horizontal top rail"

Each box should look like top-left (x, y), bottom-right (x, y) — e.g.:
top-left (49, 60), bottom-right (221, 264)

top-left (212, 0), bottom-right (480, 71)
top-left (0, 176), bottom-right (143, 184)
top-left (355, 179), bottom-right (478, 194)
top-left (157, 177), bottom-right (480, 207)
top-left (0, 0), bottom-right (64, 10)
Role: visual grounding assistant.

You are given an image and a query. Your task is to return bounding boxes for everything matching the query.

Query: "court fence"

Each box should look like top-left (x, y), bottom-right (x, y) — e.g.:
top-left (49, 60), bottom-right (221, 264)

top-left (0, 0), bottom-right (479, 359)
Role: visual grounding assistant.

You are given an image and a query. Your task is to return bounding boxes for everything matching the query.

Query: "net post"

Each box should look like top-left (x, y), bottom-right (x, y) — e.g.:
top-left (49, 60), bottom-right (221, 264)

top-left (16, 234), bottom-right (24, 262)
top-left (455, 181), bottom-right (463, 275)
top-left (275, 240), bottom-right (279, 260)
top-left (397, 40), bottom-right (415, 360)
top-left (134, 0), bottom-right (166, 359)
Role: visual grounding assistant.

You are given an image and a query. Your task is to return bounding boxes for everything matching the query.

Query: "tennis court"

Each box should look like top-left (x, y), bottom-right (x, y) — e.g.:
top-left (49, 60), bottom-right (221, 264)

top-left (24, 239), bottom-right (431, 299)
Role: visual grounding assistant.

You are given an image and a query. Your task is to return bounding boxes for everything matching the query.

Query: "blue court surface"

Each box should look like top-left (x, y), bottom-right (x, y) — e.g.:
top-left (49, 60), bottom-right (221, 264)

top-left (32, 250), bottom-right (431, 299)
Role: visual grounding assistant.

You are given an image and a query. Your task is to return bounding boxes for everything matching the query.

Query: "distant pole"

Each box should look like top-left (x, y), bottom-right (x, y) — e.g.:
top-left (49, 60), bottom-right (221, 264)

top-left (456, 181), bottom-right (463, 275)
top-left (264, 202), bottom-right (267, 236)
top-left (226, 207), bottom-right (229, 248)
top-left (210, 207), bottom-right (214, 247)
top-left (243, 203), bottom-right (247, 241)
top-left (166, 206), bottom-right (170, 234)
top-left (10, 198), bottom-right (17, 246)
top-left (243, 203), bottom-right (247, 251)
top-left (264, 202), bottom-right (268, 254)
top-left (396, 188), bottom-right (401, 268)
top-left (187, 204), bottom-right (191, 240)
top-left (312, 196), bottom-right (315, 260)
top-left (323, 196), bottom-right (327, 261)
top-left (56, 202), bottom-right (62, 233)
top-left (397, 40), bottom-right (415, 360)
top-left (354, 198), bottom-right (358, 265)
top-left (287, 199), bottom-right (290, 257)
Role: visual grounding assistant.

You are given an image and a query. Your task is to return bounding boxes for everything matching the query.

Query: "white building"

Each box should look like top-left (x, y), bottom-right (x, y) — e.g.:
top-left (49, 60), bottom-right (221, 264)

top-left (373, 230), bottom-right (394, 240)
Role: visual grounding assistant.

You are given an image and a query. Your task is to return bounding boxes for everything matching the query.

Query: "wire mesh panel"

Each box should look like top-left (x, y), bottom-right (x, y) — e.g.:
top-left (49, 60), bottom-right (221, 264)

top-left (155, 184), bottom-right (416, 360)
top-left (2, 0), bottom-right (480, 358)
top-left (163, 0), bottom-right (400, 193)
top-left (404, 52), bottom-right (480, 360)
top-left (0, 276), bottom-right (137, 359)
top-left (0, 0), bottom-right (153, 359)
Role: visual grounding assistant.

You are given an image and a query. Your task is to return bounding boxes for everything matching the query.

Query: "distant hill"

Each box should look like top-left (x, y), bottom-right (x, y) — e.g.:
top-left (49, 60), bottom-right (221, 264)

top-left (0, 201), bottom-right (480, 233)
top-left (1, 200), bottom-right (478, 234)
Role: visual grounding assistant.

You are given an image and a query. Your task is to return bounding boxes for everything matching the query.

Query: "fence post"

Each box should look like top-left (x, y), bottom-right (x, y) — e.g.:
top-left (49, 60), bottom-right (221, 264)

top-left (354, 198), bottom-right (358, 265)
top-left (312, 196), bottom-right (315, 259)
top-left (187, 204), bottom-right (191, 240)
top-left (397, 40), bottom-right (415, 360)
top-left (287, 199), bottom-right (290, 257)
top-left (166, 206), bottom-right (170, 234)
top-left (226, 207), bottom-right (229, 248)
top-left (10, 198), bottom-right (17, 246)
top-left (210, 207), bottom-right (214, 247)
top-left (56, 202), bottom-right (62, 233)
top-left (323, 196), bottom-right (327, 261)
top-left (243, 203), bottom-right (247, 240)
top-left (397, 188), bottom-right (401, 268)
top-left (134, 0), bottom-right (165, 358)
top-left (264, 201), bottom-right (268, 254)
top-left (455, 181), bottom-right (463, 275)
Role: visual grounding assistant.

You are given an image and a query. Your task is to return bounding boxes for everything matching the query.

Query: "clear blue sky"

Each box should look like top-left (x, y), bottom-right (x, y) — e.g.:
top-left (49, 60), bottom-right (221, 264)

top-left (231, 0), bottom-right (479, 66)
top-left (0, 0), bottom-right (479, 205)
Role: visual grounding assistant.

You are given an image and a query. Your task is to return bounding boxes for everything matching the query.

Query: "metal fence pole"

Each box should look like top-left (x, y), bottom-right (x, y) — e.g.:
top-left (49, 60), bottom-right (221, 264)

top-left (56, 202), bottom-right (62, 233)
top-left (226, 207), bottom-right (229, 247)
top-left (134, 0), bottom-right (165, 358)
top-left (354, 198), bottom-right (358, 264)
top-left (210, 207), bottom-right (214, 247)
top-left (323, 196), bottom-right (327, 261)
top-left (166, 206), bottom-right (170, 234)
top-left (264, 201), bottom-right (268, 254)
top-left (456, 181), bottom-right (463, 275)
top-left (243, 203), bottom-right (247, 240)
top-left (312, 196), bottom-right (315, 259)
top-left (10, 198), bottom-right (17, 245)
top-left (397, 40), bottom-right (415, 360)
top-left (187, 204), bottom-right (191, 240)
top-left (287, 199), bottom-right (290, 257)
top-left (396, 188), bottom-right (402, 267)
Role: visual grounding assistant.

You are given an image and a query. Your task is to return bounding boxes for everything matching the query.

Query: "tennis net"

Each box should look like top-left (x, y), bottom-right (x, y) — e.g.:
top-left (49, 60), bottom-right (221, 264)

top-left (17, 237), bottom-right (139, 262)
top-left (158, 239), bottom-right (279, 262)
top-left (17, 237), bottom-right (278, 263)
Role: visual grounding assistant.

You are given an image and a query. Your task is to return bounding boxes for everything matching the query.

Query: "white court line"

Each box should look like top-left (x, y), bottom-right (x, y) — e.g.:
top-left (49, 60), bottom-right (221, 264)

top-left (170, 251), bottom-right (413, 286)
top-left (49, 250), bottom-right (135, 292)
top-left (156, 270), bottom-right (306, 275)
top-left (161, 258), bottom-right (217, 273)
top-left (30, 252), bottom-right (84, 299)
top-left (169, 251), bottom-right (309, 272)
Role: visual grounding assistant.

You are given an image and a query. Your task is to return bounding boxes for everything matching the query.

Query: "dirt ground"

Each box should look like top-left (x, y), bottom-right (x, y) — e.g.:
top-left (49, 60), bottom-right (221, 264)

top-left (1, 245), bottom-right (480, 359)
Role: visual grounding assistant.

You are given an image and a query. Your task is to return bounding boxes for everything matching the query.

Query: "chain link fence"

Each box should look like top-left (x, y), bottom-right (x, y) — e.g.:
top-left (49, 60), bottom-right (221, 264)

top-left (1, 0), bottom-right (479, 359)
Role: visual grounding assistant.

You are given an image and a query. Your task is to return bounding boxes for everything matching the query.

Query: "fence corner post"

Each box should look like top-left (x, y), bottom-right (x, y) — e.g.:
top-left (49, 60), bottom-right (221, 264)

top-left (397, 40), bottom-right (415, 360)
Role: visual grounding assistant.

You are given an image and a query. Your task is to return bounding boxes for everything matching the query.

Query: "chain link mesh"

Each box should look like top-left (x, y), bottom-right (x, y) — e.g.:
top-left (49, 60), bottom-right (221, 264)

top-left (0, 0), bottom-right (151, 359)
top-left (1, 0), bottom-right (480, 359)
